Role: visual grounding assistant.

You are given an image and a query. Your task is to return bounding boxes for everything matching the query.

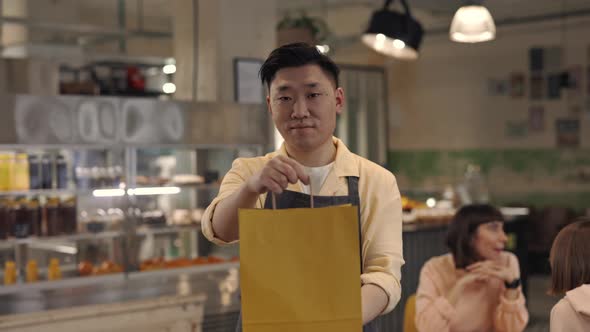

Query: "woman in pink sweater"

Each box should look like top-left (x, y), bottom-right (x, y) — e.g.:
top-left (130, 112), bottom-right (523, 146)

top-left (415, 204), bottom-right (529, 332)
top-left (549, 217), bottom-right (590, 332)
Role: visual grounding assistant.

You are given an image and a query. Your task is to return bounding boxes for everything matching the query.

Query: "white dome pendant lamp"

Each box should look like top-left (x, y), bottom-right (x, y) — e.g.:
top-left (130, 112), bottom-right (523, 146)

top-left (450, 1), bottom-right (496, 43)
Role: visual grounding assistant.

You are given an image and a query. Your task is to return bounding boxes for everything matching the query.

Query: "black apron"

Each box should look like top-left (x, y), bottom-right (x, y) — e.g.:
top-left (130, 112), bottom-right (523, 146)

top-left (235, 176), bottom-right (377, 332)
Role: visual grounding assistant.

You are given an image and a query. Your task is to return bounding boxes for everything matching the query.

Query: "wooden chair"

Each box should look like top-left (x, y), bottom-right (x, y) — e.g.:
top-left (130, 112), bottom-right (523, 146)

top-left (403, 294), bottom-right (418, 332)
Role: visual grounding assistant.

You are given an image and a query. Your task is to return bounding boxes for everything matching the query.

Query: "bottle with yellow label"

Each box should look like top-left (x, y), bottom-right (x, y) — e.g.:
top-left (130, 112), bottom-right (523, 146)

top-left (0, 154), bottom-right (10, 191)
top-left (13, 154), bottom-right (30, 191)
top-left (47, 258), bottom-right (62, 281)
top-left (4, 261), bottom-right (17, 285)
top-left (26, 260), bottom-right (39, 283)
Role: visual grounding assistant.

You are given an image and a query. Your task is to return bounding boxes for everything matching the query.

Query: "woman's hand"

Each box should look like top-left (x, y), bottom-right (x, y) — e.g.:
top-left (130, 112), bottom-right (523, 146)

top-left (466, 260), bottom-right (516, 284)
top-left (446, 272), bottom-right (489, 306)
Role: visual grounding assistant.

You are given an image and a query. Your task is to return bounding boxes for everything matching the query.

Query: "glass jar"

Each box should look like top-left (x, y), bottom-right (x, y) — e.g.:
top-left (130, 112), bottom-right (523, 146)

top-left (75, 166), bottom-right (90, 190)
top-left (4, 261), bottom-right (17, 285)
top-left (41, 155), bottom-right (52, 189)
top-left (12, 199), bottom-right (30, 238)
top-left (26, 260), bottom-right (39, 283)
top-left (56, 155), bottom-right (68, 189)
top-left (0, 200), bottom-right (8, 239)
top-left (47, 258), bottom-right (62, 281)
top-left (28, 154), bottom-right (41, 190)
top-left (90, 167), bottom-right (101, 188)
top-left (4, 199), bottom-right (16, 237)
top-left (45, 197), bottom-right (62, 236)
top-left (25, 198), bottom-right (42, 237)
top-left (60, 197), bottom-right (77, 234)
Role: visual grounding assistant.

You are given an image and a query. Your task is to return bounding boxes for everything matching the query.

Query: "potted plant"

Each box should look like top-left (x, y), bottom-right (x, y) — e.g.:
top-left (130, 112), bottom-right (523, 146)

top-left (276, 11), bottom-right (329, 47)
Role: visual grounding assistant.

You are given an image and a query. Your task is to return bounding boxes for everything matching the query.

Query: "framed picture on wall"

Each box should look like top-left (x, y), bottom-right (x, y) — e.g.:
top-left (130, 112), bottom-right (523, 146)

top-left (529, 47), bottom-right (544, 71)
top-left (555, 118), bottom-right (580, 147)
top-left (529, 106), bottom-right (545, 132)
top-left (547, 73), bottom-right (562, 99)
top-left (488, 78), bottom-right (508, 96)
top-left (505, 120), bottom-right (528, 138)
top-left (544, 47), bottom-right (563, 72)
top-left (510, 73), bottom-right (525, 98)
top-left (530, 74), bottom-right (544, 100)
top-left (234, 58), bottom-right (264, 104)
top-left (567, 65), bottom-right (582, 96)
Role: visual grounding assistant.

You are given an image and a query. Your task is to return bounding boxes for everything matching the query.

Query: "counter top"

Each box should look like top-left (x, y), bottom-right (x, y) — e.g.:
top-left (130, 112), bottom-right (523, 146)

top-left (0, 207), bottom-right (530, 317)
top-left (0, 262), bottom-right (240, 317)
top-left (402, 207), bottom-right (529, 233)
top-left (0, 293), bottom-right (207, 331)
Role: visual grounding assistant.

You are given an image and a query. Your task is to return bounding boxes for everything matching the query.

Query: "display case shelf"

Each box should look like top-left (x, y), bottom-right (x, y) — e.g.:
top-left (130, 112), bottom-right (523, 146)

top-left (0, 189), bottom-right (77, 196)
top-left (0, 183), bottom-right (220, 198)
top-left (0, 261), bottom-right (238, 296)
top-left (0, 224), bottom-right (203, 247)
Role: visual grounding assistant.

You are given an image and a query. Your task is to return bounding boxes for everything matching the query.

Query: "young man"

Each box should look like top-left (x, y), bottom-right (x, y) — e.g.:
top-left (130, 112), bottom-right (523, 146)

top-left (201, 43), bottom-right (403, 329)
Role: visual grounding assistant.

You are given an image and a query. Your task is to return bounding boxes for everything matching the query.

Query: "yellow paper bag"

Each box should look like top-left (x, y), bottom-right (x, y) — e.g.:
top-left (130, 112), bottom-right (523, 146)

top-left (239, 205), bottom-right (362, 332)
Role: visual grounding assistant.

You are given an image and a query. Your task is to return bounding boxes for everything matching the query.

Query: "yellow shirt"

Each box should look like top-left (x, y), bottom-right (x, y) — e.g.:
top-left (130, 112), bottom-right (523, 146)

top-left (201, 137), bottom-right (404, 314)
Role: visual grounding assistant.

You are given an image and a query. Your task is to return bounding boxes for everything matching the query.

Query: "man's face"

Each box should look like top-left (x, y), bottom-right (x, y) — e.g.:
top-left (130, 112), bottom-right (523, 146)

top-left (267, 64), bottom-right (344, 152)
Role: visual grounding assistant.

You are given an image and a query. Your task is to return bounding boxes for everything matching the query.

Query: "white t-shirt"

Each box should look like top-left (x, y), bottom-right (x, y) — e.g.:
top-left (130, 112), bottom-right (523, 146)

top-left (301, 162), bottom-right (334, 195)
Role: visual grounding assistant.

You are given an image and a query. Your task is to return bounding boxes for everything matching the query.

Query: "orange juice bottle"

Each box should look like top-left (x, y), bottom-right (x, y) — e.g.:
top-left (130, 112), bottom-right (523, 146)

top-left (26, 260), bottom-right (39, 282)
top-left (48, 258), bottom-right (62, 281)
top-left (4, 261), bottom-right (17, 285)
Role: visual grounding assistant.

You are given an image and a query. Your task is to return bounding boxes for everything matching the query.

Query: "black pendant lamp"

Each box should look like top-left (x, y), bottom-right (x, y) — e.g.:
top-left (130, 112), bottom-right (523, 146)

top-left (362, 0), bottom-right (424, 60)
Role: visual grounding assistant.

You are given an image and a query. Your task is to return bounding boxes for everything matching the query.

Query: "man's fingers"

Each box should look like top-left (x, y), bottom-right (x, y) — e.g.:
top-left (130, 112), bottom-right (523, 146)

top-left (273, 162), bottom-right (299, 184)
top-left (267, 168), bottom-right (289, 189)
top-left (277, 156), bottom-right (310, 184)
top-left (262, 177), bottom-right (284, 194)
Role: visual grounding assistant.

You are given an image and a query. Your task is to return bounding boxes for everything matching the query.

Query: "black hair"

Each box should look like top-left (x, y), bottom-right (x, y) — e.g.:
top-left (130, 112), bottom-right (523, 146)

top-left (259, 42), bottom-right (340, 89)
top-left (446, 204), bottom-right (505, 268)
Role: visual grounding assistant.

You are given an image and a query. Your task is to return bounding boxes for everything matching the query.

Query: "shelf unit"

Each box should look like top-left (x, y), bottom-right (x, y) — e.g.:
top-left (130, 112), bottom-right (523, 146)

top-left (0, 93), bottom-right (269, 288)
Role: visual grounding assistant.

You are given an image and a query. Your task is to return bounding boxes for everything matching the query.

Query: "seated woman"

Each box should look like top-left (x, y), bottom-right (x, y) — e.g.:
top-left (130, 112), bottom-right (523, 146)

top-left (415, 204), bottom-right (529, 332)
top-left (549, 217), bottom-right (590, 332)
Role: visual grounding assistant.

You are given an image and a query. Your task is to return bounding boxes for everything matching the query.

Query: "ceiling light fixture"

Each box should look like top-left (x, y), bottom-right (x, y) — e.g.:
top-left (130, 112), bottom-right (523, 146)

top-left (163, 64), bottom-right (177, 74)
top-left (450, 1), bottom-right (496, 43)
top-left (362, 0), bottom-right (424, 60)
top-left (316, 44), bottom-right (330, 54)
top-left (162, 82), bottom-right (176, 94)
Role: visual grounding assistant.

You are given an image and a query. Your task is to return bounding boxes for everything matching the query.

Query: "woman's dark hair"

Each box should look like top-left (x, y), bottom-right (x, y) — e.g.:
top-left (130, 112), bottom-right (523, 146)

top-left (446, 204), bottom-right (505, 268)
top-left (549, 217), bottom-right (590, 294)
top-left (259, 42), bottom-right (340, 89)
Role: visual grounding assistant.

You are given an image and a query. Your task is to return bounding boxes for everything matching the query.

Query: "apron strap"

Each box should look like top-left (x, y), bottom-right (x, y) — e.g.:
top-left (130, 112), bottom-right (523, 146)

top-left (347, 176), bottom-right (363, 273)
top-left (346, 176), bottom-right (360, 198)
top-left (271, 181), bottom-right (314, 209)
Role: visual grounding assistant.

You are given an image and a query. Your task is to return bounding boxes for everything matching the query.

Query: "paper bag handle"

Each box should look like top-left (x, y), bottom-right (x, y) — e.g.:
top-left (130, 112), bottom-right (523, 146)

top-left (271, 181), bottom-right (314, 210)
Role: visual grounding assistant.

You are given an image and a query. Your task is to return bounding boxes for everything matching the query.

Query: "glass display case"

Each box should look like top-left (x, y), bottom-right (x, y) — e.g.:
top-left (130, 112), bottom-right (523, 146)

top-left (0, 94), bottom-right (268, 290)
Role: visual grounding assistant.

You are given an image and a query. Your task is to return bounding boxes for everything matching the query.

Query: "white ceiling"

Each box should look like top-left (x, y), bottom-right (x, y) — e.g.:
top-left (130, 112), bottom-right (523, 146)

top-left (15, 0), bottom-right (590, 42)
top-left (278, 0), bottom-right (590, 30)
top-left (72, 0), bottom-right (590, 30)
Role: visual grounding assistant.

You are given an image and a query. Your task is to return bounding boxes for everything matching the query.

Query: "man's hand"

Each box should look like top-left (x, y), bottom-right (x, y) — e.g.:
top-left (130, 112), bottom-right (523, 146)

top-left (245, 155), bottom-right (310, 194)
top-left (211, 155), bottom-right (309, 242)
